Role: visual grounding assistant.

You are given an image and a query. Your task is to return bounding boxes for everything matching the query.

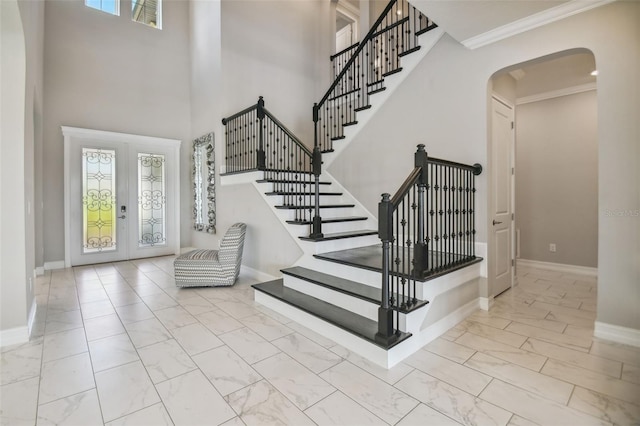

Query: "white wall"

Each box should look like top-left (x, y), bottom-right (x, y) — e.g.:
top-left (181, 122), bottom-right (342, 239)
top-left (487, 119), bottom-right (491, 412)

top-left (188, 0), bottom-right (332, 276)
top-left (0, 0), bottom-right (44, 343)
top-left (329, 2), bottom-right (639, 330)
top-left (220, 0), bottom-right (331, 146)
top-left (43, 0), bottom-right (193, 263)
top-left (1, 0), bottom-right (29, 338)
top-left (516, 90), bottom-right (598, 268)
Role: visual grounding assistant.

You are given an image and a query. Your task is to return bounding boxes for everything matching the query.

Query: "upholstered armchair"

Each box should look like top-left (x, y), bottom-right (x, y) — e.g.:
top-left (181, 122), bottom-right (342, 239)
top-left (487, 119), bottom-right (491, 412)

top-left (174, 223), bottom-right (247, 287)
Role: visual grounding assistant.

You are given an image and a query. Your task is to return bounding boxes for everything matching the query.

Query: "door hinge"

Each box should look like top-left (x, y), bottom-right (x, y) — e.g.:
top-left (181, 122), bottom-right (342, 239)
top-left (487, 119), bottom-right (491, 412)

top-left (511, 167), bottom-right (514, 175)
top-left (512, 259), bottom-right (515, 267)
top-left (511, 121), bottom-right (514, 130)
top-left (512, 213), bottom-right (514, 220)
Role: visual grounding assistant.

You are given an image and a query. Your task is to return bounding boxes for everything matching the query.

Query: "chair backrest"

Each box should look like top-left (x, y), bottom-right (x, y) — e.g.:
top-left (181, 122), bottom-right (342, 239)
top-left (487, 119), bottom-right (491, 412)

top-left (219, 223), bottom-right (247, 283)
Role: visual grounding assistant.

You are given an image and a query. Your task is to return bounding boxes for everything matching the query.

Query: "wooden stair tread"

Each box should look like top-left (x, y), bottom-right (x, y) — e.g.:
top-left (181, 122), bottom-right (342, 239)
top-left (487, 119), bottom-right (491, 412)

top-left (252, 279), bottom-right (411, 350)
top-left (275, 204), bottom-right (354, 210)
top-left (257, 179), bottom-right (331, 185)
top-left (299, 230), bottom-right (378, 241)
top-left (286, 216), bottom-right (368, 225)
top-left (266, 191), bottom-right (342, 196)
top-left (314, 244), bottom-right (484, 282)
top-left (282, 266), bottom-right (380, 304)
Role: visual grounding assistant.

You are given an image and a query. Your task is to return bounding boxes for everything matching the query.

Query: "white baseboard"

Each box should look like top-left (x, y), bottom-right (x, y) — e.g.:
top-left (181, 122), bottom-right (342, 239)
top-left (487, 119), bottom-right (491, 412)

top-left (27, 299), bottom-right (37, 338)
top-left (0, 326), bottom-right (29, 348)
top-left (241, 265), bottom-right (277, 283)
top-left (594, 321), bottom-right (640, 348)
top-left (44, 261), bottom-right (65, 271)
top-left (517, 259), bottom-right (597, 277)
top-left (475, 242), bottom-right (488, 278)
top-left (479, 296), bottom-right (494, 311)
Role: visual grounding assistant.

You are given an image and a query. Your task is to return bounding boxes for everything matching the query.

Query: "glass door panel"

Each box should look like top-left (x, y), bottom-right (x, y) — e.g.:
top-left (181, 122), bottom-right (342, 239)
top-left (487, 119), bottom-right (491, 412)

top-left (82, 147), bottom-right (118, 254)
top-left (138, 153), bottom-right (167, 248)
top-left (67, 133), bottom-right (178, 266)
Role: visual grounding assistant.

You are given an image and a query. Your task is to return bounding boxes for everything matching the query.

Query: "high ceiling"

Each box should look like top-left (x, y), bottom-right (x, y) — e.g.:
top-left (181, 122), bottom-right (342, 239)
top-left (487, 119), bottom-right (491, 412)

top-left (408, 0), bottom-right (609, 48)
top-left (508, 51), bottom-right (597, 98)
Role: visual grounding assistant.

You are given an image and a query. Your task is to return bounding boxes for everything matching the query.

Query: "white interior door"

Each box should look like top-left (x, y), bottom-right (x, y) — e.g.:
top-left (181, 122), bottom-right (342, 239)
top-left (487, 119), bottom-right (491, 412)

top-left (64, 127), bottom-right (180, 267)
top-left (491, 97), bottom-right (515, 296)
top-left (336, 23), bottom-right (354, 53)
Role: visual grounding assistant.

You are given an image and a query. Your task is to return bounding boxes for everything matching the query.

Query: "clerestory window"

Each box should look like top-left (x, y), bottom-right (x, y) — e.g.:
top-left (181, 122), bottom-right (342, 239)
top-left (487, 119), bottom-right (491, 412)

top-left (85, 0), bottom-right (119, 16)
top-left (132, 0), bottom-right (162, 29)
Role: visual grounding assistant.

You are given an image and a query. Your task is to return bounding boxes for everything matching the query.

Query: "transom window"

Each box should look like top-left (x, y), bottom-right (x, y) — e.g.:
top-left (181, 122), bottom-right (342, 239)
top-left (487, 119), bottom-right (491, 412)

top-left (132, 0), bottom-right (162, 29)
top-left (85, 0), bottom-right (119, 16)
top-left (84, 0), bottom-right (162, 29)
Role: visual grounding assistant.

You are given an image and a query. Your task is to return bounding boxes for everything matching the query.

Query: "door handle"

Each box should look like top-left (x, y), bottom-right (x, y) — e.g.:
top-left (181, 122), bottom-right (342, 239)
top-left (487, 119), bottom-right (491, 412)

top-left (118, 215), bottom-right (126, 219)
top-left (493, 220), bottom-right (502, 226)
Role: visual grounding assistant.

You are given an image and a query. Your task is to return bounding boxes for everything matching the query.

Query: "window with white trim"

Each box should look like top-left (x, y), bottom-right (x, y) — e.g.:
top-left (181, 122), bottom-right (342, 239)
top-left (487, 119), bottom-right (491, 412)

top-left (132, 0), bottom-right (162, 29)
top-left (85, 0), bottom-right (119, 16)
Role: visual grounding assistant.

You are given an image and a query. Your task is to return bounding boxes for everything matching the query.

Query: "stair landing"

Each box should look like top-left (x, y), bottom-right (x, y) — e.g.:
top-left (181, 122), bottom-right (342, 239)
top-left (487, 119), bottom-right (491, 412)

top-left (314, 244), bottom-right (483, 281)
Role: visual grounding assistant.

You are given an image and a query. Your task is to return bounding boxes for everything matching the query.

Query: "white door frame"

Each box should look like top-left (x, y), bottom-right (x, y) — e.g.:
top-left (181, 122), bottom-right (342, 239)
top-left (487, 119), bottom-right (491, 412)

top-left (63, 126), bottom-right (181, 267)
top-left (336, 1), bottom-right (359, 48)
top-left (489, 94), bottom-right (516, 298)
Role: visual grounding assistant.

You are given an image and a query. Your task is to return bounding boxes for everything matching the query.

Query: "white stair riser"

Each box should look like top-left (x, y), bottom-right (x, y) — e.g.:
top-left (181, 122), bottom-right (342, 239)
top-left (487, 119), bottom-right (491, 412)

top-left (254, 291), bottom-right (396, 368)
top-left (417, 262), bottom-right (482, 300)
top-left (283, 275), bottom-right (379, 321)
top-left (295, 256), bottom-right (382, 288)
top-left (301, 234), bottom-right (381, 254)
top-left (288, 220), bottom-right (376, 236)
top-left (274, 207), bottom-right (364, 221)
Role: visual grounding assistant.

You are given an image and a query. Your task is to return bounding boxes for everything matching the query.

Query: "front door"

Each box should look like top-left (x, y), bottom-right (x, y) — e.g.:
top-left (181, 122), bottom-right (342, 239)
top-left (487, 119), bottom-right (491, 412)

top-left (64, 127), bottom-right (181, 266)
top-left (491, 97), bottom-right (515, 296)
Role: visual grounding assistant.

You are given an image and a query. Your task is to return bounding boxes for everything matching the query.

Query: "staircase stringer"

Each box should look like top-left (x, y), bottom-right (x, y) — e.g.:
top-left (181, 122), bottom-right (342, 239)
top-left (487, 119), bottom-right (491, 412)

top-left (220, 171), bottom-right (379, 258)
top-left (321, 27), bottom-right (444, 170)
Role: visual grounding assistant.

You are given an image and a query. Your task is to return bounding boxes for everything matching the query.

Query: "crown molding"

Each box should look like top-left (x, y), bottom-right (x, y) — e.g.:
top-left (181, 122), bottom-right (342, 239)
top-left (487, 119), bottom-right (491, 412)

top-left (462, 0), bottom-right (616, 50)
top-left (516, 82), bottom-right (596, 105)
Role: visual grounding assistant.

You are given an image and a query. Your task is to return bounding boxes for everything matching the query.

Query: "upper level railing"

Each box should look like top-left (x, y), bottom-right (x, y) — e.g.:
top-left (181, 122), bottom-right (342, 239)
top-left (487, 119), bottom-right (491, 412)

top-left (314, 0), bottom-right (436, 153)
top-left (376, 144), bottom-right (482, 346)
top-left (331, 42), bottom-right (359, 82)
top-left (222, 97), bottom-right (318, 226)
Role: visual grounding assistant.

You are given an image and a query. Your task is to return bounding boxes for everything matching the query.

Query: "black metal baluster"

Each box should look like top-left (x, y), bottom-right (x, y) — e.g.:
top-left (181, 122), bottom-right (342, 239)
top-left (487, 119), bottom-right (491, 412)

top-left (457, 167), bottom-right (462, 260)
top-left (467, 169), bottom-right (472, 259)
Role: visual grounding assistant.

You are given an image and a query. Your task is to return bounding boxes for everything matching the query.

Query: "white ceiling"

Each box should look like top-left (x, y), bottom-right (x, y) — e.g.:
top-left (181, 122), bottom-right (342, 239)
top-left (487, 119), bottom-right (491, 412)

top-left (408, 0), bottom-right (611, 49)
top-left (508, 51), bottom-right (596, 98)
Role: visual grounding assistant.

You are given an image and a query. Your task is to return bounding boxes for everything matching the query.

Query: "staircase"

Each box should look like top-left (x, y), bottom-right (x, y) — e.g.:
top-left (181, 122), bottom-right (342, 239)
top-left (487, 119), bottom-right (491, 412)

top-left (220, 0), bottom-right (484, 368)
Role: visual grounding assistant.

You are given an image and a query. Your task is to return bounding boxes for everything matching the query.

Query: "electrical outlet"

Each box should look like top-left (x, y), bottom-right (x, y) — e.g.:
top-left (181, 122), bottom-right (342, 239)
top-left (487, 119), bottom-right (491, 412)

top-left (549, 243), bottom-right (557, 253)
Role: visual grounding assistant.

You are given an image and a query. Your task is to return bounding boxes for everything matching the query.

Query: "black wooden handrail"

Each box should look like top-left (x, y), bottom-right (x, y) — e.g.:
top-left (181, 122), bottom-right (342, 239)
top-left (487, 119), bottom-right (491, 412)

top-left (428, 157), bottom-right (483, 175)
top-left (222, 104), bottom-right (258, 125)
top-left (391, 167), bottom-right (421, 207)
top-left (315, 0), bottom-right (400, 110)
top-left (263, 108), bottom-right (313, 157)
top-left (330, 42), bottom-right (359, 61)
top-left (313, 0), bottom-right (436, 154)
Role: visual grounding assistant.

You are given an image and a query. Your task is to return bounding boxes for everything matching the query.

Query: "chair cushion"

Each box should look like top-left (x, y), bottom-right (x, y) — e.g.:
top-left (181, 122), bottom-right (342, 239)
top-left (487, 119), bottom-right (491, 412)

top-left (173, 223), bottom-right (246, 287)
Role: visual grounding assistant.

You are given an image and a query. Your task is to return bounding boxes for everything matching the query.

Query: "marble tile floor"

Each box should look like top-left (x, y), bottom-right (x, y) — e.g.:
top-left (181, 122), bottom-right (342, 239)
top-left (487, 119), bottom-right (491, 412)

top-left (1, 257), bottom-right (639, 425)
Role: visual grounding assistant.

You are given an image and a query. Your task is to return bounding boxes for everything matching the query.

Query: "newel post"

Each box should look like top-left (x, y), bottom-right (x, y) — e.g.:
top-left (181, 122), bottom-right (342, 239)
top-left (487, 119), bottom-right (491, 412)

top-left (309, 145), bottom-right (324, 239)
top-left (414, 144), bottom-right (428, 277)
top-left (256, 96), bottom-right (266, 170)
top-left (376, 193), bottom-right (397, 346)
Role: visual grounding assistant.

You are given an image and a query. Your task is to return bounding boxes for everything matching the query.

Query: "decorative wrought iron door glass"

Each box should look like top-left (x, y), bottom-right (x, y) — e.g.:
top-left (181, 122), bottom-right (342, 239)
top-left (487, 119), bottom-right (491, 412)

top-left (82, 148), bottom-right (117, 253)
top-left (138, 153), bottom-right (166, 247)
